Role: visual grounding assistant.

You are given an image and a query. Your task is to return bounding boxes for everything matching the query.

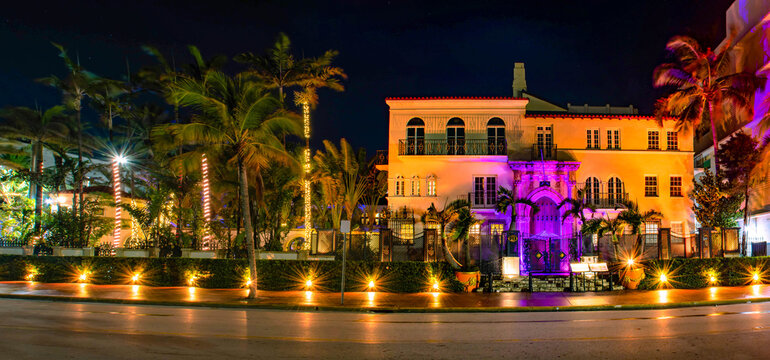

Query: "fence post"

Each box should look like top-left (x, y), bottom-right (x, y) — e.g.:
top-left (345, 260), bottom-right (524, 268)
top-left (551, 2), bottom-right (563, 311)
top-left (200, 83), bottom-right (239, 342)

top-left (658, 228), bottom-right (670, 260)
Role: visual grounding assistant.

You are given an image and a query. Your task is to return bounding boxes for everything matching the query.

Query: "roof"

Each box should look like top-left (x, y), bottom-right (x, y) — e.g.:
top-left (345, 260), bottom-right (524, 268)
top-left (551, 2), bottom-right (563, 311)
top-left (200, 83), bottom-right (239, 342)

top-left (385, 96), bottom-right (528, 101)
top-left (525, 112), bottom-right (675, 120)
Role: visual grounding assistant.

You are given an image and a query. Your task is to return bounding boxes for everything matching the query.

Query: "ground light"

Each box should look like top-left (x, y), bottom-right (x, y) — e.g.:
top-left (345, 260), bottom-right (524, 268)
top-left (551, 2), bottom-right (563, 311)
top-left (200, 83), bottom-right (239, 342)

top-left (78, 271), bottom-right (90, 283)
top-left (659, 273), bottom-right (668, 283)
top-left (625, 258), bottom-right (635, 267)
top-left (753, 272), bottom-right (760, 282)
top-left (305, 278), bottom-right (313, 290)
top-left (131, 273), bottom-right (141, 284)
top-left (187, 274), bottom-right (198, 287)
top-left (368, 280), bottom-right (376, 290)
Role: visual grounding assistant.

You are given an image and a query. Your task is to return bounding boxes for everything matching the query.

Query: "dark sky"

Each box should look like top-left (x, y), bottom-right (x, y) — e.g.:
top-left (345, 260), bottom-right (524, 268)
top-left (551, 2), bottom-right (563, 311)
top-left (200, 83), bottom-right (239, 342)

top-left (1, 0), bottom-right (735, 152)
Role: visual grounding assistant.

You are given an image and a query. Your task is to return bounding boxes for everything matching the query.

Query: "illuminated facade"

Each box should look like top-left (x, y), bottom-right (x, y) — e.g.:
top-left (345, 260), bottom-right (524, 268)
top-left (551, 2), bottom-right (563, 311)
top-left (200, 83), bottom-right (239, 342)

top-left (384, 65), bottom-right (694, 274)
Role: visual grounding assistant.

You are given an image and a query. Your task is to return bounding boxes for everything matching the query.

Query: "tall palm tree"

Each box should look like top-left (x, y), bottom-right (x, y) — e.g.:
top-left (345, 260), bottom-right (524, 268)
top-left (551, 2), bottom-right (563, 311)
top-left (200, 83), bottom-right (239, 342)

top-left (654, 36), bottom-right (762, 173)
top-left (581, 215), bottom-right (627, 261)
top-left (313, 139), bottom-right (368, 225)
top-left (157, 70), bottom-right (300, 298)
top-left (38, 42), bottom-right (100, 234)
top-left (616, 200), bottom-right (663, 254)
top-left (235, 33), bottom-right (305, 105)
top-left (0, 105), bottom-right (69, 236)
top-left (494, 186), bottom-right (539, 235)
top-left (557, 188), bottom-right (597, 229)
top-left (420, 199), bottom-right (469, 270)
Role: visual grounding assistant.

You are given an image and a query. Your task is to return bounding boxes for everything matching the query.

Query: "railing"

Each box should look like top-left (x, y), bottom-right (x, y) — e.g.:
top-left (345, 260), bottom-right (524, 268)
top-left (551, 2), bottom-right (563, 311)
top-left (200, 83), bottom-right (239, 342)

top-left (530, 144), bottom-right (558, 160)
top-left (0, 239), bottom-right (27, 247)
top-left (461, 191), bottom-right (498, 209)
top-left (398, 139), bottom-right (507, 156)
top-left (582, 192), bottom-right (628, 208)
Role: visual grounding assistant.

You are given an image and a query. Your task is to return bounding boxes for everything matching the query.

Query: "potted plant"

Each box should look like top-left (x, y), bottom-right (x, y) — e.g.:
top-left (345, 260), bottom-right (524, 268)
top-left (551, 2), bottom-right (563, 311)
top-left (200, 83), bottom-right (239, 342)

top-left (448, 206), bottom-right (482, 292)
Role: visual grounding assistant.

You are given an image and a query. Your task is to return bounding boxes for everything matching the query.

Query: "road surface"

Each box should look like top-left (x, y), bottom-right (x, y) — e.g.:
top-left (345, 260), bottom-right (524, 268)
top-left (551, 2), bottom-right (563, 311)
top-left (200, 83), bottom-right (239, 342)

top-left (1, 298), bottom-right (768, 359)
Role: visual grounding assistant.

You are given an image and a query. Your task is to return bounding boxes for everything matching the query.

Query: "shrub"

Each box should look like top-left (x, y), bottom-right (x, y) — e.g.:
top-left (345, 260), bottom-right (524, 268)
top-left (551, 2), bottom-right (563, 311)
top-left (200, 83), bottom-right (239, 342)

top-left (638, 257), bottom-right (768, 289)
top-left (0, 255), bottom-right (464, 292)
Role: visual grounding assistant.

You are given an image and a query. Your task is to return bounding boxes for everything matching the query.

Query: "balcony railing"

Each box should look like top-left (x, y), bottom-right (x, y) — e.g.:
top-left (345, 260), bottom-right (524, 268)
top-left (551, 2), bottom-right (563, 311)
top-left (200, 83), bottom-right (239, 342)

top-left (530, 144), bottom-right (558, 160)
top-left (398, 139), bottom-right (507, 156)
top-left (460, 191), bottom-right (498, 209)
top-left (582, 192), bottom-right (628, 209)
top-left (374, 150), bottom-right (388, 165)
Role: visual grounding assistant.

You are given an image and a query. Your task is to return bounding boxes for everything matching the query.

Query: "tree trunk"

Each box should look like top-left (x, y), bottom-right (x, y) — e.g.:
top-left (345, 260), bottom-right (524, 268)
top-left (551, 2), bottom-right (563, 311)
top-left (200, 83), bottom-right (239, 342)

top-left (34, 142), bottom-right (43, 238)
top-left (76, 106), bottom-right (84, 244)
top-left (464, 237), bottom-right (471, 269)
top-left (742, 183), bottom-right (750, 256)
top-left (239, 160), bottom-right (258, 299)
top-left (441, 234), bottom-right (461, 270)
top-left (708, 101), bottom-right (720, 175)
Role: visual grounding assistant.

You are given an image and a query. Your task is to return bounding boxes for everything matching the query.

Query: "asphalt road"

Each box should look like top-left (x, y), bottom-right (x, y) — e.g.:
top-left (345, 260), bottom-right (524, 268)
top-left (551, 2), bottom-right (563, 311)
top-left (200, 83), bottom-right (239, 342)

top-left (1, 299), bottom-right (769, 359)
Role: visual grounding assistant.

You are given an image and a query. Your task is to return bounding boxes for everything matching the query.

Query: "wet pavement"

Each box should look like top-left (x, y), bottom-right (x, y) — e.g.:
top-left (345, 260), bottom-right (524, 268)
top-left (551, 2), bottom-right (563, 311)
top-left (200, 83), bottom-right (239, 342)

top-left (1, 281), bottom-right (770, 311)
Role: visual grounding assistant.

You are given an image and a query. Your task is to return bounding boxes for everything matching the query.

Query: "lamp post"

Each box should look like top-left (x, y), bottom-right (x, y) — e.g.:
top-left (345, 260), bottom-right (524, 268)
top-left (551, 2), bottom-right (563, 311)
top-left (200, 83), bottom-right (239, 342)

top-left (113, 155), bottom-right (127, 250)
top-left (201, 154), bottom-right (212, 250)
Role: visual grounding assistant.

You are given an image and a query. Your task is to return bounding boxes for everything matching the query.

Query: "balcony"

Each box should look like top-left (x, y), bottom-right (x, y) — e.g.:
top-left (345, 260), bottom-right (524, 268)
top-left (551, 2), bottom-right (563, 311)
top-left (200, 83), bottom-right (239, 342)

top-left (530, 144), bottom-right (558, 160)
top-left (583, 192), bottom-right (628, 209)
top-left (460, 191), bottom-right (498, 209)
top-left (398, 139), bottom-right (507, 156)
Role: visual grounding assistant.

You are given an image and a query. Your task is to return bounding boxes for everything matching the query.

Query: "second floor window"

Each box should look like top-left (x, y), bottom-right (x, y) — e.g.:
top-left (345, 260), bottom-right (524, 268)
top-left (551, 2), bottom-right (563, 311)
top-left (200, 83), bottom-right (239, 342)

top-left (585, 177), bottom-right (600, 204)
top-left (487, 117), bottom-right (506, 155)
top-left (648, 131), bottom-right (659, 150)
top-left (586, 129), bottom-right (600, 149)
top-left (607, 177), bottom-right (623, 203)
top-left (645, 176), bottom-right (658, 197)
top-left (426, 176), bottom-right (436, 196)
top-left (670, 176), bottom-right (682, 197)
top-left (607, 129), bottom-right (620, 149)
top-left (667, 131), bottom-right (678, 150)
top-left (473, 176), bottom-right (496, 206)
top-left (447, 117), bottom-right (465, 155)
top-left (411, 176), bottom-right (420, 196)
top-left (406, 117), bottom-right (425, 155)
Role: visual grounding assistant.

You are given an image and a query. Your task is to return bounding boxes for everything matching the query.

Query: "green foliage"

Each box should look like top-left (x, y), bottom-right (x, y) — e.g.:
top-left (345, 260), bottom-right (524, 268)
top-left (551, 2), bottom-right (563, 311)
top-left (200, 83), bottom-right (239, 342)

top-left (0, 255), bottom-right (464, 293)
top-left (691, 169), bottom-right (742, 228)
top-left (42, 198), bottom-right (112, 247)
top-left (638, 257), bottom-right (768, 289)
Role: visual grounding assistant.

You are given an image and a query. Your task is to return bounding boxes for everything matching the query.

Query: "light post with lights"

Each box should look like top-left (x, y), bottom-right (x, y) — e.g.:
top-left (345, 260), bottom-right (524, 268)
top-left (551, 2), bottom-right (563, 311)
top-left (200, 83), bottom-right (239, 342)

top-left (113, 155), bottom-right (127, 250)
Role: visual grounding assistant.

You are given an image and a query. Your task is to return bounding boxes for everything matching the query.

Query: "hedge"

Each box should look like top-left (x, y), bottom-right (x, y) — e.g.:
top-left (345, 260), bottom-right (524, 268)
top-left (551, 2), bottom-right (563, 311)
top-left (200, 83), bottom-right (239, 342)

top-left (638, 257), bottom-right (769, 290)
top-left (0, 255), bottom-right (465, 293)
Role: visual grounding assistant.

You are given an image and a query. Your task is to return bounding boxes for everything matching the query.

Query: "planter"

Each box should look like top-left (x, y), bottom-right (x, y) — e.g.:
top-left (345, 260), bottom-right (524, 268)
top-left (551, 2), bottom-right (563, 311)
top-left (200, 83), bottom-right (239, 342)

top-left (621, 267), bottom-right (645, 290)
top-left (189, 250), bottom-right (217, 259)
top-left (455, 271), bottom-right (481, 292)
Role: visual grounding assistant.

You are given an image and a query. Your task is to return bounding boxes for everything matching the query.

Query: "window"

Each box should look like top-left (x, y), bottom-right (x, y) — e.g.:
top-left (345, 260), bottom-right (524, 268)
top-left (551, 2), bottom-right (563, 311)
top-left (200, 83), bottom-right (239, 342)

top-left (666, 131), bottom-right (678, 150)
top-left (473, 176), bottom-right (497, 206)
top-left (401, 223), bottom-right (414, 240)
top-left (670, 176), bottom-right (682, 197)
top-left (426, 176), bottom-right (436, 196)
top-left (607, 177), bottom-right (623, 204)
top-left (607, 129), bottom-right (620, 149)
top-left (470, 223), bottom-right (481, 235)
top-left (644, 176), bottom-right (658, 197)
top-left (406, 118), bottom-right (425, 155)
top-left (411, 176), bottom-right (420, 196)
top-left (447, 117), bottom-right (465, 155)
top-left (536, 125), bottom-right (553, 158)
top-left (487, 118), bottom-right (506, 155)
top-left (586, 128), bottom-right (600, 149)
top-left (585, 177), bottom-right (600, 205)
top-left (647, 130), bottom-right (659, 150)
top-left (490, 223), bottom-right (505, 235)
top-left (395, 176), bottom-right (404, 196)
top-left (644, 221), bottom-right (660, 244)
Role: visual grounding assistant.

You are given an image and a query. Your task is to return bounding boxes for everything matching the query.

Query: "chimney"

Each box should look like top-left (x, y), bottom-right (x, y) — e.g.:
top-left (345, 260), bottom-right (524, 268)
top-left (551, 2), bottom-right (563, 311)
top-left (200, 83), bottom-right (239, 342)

top-left (512, 62), bottom-right (527, 97)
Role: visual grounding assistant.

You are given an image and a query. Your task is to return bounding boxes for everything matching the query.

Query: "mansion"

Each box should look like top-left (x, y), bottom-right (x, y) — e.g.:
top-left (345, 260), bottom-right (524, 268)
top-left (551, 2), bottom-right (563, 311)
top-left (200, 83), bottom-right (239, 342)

top-left (381, 63), bottom-right (694, 274)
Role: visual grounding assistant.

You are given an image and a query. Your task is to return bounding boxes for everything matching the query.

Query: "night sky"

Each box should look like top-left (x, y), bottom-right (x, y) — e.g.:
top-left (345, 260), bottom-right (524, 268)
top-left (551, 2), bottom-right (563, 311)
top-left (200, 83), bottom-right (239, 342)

top-left (1, 0), bottom-right (735, 153)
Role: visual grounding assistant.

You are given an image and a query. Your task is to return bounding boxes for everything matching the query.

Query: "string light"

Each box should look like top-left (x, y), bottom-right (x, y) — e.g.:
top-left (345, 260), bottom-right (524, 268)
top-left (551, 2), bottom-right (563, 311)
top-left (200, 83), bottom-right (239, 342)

top-left (303, 102), bottom-right (312, 250)
top-left (201, 154), bottom-right (212, 250)
top-left (112, 158), bottom-right (122, 250)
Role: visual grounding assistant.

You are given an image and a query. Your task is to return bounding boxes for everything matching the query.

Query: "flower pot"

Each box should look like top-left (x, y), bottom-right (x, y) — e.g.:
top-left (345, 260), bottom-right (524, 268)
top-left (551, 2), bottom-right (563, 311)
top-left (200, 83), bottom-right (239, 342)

top-left (621, 268), bottom-right (645, 290)
top-left (455, 271), bottom-right (481, 292)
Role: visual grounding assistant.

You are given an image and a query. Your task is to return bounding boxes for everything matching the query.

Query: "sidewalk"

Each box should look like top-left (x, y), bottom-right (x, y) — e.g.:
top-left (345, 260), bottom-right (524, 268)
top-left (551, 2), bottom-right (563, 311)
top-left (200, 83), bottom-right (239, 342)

top-left (1, 281), bottom-right (769, 312)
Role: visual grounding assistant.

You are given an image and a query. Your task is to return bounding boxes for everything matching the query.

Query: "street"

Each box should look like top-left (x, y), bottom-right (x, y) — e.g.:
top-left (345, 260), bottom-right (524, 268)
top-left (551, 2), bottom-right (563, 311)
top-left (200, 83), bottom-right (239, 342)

top-left (1, 299), bottom-right (768, 359)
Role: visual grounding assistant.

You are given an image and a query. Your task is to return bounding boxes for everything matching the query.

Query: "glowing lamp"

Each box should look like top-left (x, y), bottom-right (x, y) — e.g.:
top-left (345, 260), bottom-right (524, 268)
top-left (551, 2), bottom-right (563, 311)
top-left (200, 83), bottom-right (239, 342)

top-left (115, 154), bottom-right (127, 165)
top-left (709, 276), bottom-right (717, 283)
top-left (625, 258), bottom-right (635, 266)
top-left (432, 282), bottom-right (440, 291)
top-left (305, 279), bottom-right (313, 289)
top-left (245, 279), bottom-right (252, 286)
top-left (79, 272), bottom-right (89, 282)
top-left (368, 280), bottom-right (376, 289)
top-left (187, 275), bottom-right (198, 286)
top-left (753, 273), bottom-right (760, 282)
top-left (131, 273), bottom-right (141, 283)
top-left (25, 274), bottom-right (35, 281)
top-left (659, 273), bottom-right (668, 283)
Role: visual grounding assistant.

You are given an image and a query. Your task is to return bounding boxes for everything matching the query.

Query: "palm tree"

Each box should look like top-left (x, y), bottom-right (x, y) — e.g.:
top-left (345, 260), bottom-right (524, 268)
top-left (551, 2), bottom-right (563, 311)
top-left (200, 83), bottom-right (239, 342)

top-left (313, 139), bottom-right (368, 225)
top-left (420, 199), bottom-right (469, 270)
top-left (0, 105), bottom-right (69, 236)
top-left (446, 207), bottom-right (481, 269)
top-left (38, 42), bottom-right (100, 234)
top-left (157, 70), bottom-right (301, 298)
top-left (654, 35), bottom-right (762, 173)
top-left (581, 215), bottom-right (626, 261)
top-left (235, 33), bottom-right (306, 105)
top-left (616, 200), bottom-right (662, 256)
top-left (494, 186), bottom-right (539, 236)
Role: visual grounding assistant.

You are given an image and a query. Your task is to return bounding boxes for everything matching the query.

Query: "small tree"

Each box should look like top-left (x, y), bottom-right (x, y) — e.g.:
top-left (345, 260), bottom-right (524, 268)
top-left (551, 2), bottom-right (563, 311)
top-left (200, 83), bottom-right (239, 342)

top-left (421, 200), bottom-right (469, 270)
top-left (691, 169), bottom-right (742, 229)
top-left (495, 186), bottom-right (539, 235)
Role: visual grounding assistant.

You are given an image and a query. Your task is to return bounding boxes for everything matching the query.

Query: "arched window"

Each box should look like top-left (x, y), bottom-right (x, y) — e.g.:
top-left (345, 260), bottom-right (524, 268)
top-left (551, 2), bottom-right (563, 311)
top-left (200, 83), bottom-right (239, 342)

top-left (607, 177), bottom-right (623, 204)
top-left (406, 117), bottom-right (425, 155)
top-left (395, 176), bottom-right (405, 196)
top-left (411, 176), bottom-right (420, 196)
top-left (426, 175), bottom-right (437, 196)
top-left (585, 177), bottom-right (600, 205)
top-left (446, 117), bottom-right (465, 155)
top-left (487, 117), bottom-right (506, 155)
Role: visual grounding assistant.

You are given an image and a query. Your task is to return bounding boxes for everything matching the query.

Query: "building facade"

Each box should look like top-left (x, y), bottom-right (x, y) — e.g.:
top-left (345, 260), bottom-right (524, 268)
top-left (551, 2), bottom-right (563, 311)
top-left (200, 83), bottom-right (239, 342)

top-left (383, 67), bottom-right (694, 274)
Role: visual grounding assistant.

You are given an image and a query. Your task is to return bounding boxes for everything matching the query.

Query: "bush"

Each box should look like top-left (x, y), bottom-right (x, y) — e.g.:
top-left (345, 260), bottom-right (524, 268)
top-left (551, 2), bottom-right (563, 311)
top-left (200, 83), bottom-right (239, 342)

top-left (0, 255), bottom-right (464, 293)
top-left (638, 257), bottom-right (768, 290)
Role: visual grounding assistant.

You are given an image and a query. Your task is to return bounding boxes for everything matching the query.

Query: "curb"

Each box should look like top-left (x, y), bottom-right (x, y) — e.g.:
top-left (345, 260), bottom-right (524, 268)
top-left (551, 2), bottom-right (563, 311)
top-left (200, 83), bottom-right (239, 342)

top-left (2, 293), bottom-right (770, 313)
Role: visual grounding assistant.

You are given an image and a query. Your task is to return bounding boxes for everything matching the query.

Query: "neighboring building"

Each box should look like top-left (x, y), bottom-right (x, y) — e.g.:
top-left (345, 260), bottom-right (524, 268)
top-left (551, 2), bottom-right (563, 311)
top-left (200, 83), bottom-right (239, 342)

top-left (381, 64), bottom-right (694, 275)
top-left (693, 0), bottom-right (770, 251)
